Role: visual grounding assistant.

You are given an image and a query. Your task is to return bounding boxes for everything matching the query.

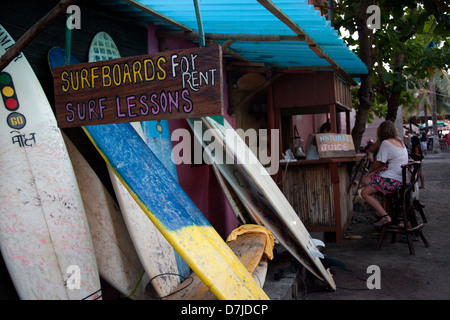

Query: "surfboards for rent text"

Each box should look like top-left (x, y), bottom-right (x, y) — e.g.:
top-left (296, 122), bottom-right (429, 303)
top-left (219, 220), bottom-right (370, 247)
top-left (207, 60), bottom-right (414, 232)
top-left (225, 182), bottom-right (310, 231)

top-left (53, 45), bottom-right (223, 128)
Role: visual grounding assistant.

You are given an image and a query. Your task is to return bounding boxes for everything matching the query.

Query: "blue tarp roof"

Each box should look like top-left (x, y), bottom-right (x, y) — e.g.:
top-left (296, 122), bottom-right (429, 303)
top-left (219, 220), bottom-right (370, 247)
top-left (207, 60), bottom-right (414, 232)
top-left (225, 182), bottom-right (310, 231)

top-left (96, 0), bottom-right (368, 83)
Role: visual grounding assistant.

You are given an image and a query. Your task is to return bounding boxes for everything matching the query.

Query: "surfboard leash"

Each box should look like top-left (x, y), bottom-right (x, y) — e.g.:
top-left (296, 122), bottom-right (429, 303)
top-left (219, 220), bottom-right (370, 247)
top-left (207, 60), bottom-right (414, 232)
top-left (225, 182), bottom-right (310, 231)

top-left (123, 269), bottom-right (146, 299)
top-left (146, 273), bottom-right (193, 300)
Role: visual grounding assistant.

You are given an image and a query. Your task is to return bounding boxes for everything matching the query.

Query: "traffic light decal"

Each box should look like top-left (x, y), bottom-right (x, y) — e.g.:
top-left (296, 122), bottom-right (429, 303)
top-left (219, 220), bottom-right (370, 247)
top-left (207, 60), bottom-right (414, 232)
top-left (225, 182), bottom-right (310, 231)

top-left (0, 72), bottom-right (20, 111)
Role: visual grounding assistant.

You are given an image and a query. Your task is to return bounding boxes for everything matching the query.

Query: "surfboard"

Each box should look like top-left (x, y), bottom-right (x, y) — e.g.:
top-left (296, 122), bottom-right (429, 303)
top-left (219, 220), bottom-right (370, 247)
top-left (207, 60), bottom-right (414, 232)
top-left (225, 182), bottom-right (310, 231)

top-left (164, 232), bottom-right (268, 300)
top-left (82, 122), bottom-right (269, 300)
top-left (188, 117), bottom-right (336, 290)
top-left (88, 32), bottom-right (190, 298)
top-left (142, 120), bottom-right (178, 181)
top-left (140, 120), bottom-right (193, 295)
top-left (0, 25), bottom-right (101, 300)
top-left (211, 164), bottom-right (261, 225)
top-left (253, 256), bottom-right (268, 288)
top-left (62, 133), bottom-right (149, 299)
top-left (140, 118), bottom-right (267, 298)
top-left (48, 46), bottom-right (149, 299)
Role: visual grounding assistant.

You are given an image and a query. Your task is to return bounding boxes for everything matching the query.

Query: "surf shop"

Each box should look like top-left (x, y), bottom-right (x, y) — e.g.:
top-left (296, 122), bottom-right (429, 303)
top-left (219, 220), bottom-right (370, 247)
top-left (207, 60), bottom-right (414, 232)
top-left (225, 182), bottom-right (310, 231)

top-left (0, 0), bottom-right (367, 300)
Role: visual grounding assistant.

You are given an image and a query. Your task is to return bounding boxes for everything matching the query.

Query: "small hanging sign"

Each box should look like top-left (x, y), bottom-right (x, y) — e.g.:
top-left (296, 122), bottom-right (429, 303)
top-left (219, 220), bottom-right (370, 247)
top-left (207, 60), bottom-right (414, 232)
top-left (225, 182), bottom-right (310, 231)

top-left (315, 133), bottom-right (356, 158)
top-left (53, 45), bottom-right (223, 128)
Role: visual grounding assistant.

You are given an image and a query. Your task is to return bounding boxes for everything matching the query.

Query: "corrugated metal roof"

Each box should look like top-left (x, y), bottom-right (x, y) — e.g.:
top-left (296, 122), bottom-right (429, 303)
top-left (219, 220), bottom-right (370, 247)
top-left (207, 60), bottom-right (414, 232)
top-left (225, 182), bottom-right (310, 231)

top-left (95, 0), bottom-right (367, 83)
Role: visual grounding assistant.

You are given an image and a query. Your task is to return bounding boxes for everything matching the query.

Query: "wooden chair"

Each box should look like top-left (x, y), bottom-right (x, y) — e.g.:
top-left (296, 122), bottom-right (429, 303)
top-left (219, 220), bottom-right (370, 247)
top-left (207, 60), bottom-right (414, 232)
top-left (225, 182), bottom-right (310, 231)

top-left (376, 161), bottom-right (429, 255)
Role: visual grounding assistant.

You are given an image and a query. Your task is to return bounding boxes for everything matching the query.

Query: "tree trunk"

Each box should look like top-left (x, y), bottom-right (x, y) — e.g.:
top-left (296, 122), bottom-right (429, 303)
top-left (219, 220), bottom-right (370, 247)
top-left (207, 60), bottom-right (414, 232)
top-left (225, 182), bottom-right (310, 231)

top-left (351, 0), bottom-right (376, 150)
top-left (430, 75), bottom-right (441, 153)
top-left (385, 52), bottom-right (405, 122)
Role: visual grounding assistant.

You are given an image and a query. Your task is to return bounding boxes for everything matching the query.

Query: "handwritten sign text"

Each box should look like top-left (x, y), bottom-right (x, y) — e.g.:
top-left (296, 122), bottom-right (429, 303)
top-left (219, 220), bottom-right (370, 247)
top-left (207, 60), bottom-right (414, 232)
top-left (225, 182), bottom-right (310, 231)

top-left (315, 133), bottom-right (356, 158)
top-left (53, 45), bottom-right (223, 128)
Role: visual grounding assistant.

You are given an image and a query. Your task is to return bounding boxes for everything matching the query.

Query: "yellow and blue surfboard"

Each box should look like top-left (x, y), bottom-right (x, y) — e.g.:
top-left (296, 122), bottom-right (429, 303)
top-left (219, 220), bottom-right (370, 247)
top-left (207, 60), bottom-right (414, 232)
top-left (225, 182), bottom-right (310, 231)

top-left (83, 123), bottom-right (268, 300)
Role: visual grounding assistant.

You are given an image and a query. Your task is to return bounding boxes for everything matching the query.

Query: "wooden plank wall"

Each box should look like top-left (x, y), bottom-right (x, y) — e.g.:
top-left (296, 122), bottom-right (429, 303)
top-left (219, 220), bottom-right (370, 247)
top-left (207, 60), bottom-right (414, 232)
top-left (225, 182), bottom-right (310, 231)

top-left (282, 164), bottom-right (335, 227)
top-left (281, 163), bottom-right (353, 230)
top-left (338, 164), bottom-right (353, 228)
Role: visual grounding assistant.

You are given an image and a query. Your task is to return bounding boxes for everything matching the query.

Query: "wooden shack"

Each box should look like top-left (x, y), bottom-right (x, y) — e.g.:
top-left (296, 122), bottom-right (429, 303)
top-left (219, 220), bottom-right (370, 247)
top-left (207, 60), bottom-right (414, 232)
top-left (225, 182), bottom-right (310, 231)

top-left (267, 71), bottom-right (363, 245)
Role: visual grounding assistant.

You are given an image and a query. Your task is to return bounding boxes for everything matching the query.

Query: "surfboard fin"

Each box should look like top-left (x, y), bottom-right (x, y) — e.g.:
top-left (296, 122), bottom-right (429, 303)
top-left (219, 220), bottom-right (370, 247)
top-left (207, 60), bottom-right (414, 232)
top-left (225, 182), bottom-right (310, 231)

top-left (308, 248), bottom-right (324, 259)
top-left (311, 238), bottom-right (325, 248)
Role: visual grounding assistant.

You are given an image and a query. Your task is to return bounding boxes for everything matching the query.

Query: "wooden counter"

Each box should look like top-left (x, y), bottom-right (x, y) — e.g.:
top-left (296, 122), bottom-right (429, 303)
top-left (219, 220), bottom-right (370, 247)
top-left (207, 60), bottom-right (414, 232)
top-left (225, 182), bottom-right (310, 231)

top-left (278, 154), bottom-right (365, 245)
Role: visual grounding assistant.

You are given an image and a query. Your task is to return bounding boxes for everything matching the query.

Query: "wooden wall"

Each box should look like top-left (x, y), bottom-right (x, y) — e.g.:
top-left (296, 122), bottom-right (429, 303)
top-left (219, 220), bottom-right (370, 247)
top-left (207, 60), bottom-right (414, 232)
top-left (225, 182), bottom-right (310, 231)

top-left (273, 71), bottom-right (351, 110)
top-left (0, 0), bottom-right (148, 196)
top-left (280, 161), bottom-right (354, 244)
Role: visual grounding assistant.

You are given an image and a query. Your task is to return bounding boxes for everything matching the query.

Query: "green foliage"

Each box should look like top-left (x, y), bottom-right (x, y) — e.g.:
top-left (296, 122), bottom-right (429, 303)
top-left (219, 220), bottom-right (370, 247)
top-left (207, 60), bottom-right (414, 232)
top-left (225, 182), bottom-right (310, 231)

top-left (324, 0), bottom-right (449, 128)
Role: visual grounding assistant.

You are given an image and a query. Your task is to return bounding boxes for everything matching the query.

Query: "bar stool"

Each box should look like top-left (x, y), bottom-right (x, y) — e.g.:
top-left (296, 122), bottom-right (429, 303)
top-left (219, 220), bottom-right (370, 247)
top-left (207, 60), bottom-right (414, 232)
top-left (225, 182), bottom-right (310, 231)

top-left (376, 161), bottom-right (429, 255)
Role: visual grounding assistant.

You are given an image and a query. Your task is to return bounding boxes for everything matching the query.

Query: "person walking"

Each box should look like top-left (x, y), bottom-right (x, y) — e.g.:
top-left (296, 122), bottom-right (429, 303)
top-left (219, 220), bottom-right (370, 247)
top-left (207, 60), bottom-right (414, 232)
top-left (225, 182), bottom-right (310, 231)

top-left (420, 128), bottom-right (428, 156)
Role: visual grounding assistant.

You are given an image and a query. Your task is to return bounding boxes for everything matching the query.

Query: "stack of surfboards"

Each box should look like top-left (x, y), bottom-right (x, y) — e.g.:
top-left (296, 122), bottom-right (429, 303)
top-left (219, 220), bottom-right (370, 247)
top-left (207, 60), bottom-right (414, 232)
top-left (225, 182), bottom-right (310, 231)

top-left (88, 32), bottom-right (192, 298)
top-left (83, 120), bottom-right (269, 299)
top-left (48, 45), bottom-right (150, 299)
top-left (0, 25), bottom-right (102, 300)
top-left (188, 116), bottom-right (336, 290)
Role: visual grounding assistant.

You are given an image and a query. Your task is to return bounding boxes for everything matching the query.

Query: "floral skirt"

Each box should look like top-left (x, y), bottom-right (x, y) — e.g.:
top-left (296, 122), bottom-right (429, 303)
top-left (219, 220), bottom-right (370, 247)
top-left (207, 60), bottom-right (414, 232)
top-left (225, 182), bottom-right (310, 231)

top-left (370, 173), bottom-right (402, 194)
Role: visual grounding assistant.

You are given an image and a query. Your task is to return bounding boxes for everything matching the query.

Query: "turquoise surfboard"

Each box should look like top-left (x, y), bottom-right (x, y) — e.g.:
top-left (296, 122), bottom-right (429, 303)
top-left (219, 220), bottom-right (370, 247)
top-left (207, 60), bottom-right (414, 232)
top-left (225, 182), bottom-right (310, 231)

top-left (142, 120), bottom-right (178, 181)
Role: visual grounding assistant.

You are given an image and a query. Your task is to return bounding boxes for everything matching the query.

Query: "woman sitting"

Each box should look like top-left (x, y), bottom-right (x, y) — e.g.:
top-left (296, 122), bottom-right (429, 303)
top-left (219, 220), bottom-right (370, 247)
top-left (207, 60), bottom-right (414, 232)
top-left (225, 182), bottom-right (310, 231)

top-left (361, 120), bottom-right (409, 227)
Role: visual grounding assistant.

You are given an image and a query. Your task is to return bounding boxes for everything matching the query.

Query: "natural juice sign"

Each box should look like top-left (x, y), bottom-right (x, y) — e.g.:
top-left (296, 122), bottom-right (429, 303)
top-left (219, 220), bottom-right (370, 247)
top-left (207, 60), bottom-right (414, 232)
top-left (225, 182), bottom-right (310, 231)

top-left (53, 45), bottom-right (223, 128)
top-left (315, 133), bottom-right (356, 158)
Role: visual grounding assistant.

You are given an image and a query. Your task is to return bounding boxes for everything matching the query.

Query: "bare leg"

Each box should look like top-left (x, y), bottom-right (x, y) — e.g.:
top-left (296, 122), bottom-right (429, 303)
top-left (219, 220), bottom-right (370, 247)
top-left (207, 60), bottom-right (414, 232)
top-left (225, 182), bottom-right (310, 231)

top-left (361, 184), bottom-right (391, 226)
top-left (419, 171), bottom-right (425, 188)
top-left (361, 172), bottom-right (372, 187)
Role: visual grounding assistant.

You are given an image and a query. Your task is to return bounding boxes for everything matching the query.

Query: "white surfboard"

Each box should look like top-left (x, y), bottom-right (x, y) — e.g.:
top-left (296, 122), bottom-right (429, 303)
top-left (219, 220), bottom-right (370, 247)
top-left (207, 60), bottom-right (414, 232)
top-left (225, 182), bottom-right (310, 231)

top-left (188, 117), bottom-right (336, 290)
top-left (0, 25), bottom-right (101, 300)
top-left (62, 133), bottom-right (149, 299)
top-left (89, 32), bottom-right (190, 298)
top-left (211, 164), bottom-right (261, 225)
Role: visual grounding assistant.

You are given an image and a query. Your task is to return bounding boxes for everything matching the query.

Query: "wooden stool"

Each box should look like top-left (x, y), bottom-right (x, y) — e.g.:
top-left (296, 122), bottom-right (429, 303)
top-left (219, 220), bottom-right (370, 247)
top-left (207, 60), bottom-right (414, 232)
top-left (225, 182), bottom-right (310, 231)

top-left (376, 161), bottom-right (429, 255)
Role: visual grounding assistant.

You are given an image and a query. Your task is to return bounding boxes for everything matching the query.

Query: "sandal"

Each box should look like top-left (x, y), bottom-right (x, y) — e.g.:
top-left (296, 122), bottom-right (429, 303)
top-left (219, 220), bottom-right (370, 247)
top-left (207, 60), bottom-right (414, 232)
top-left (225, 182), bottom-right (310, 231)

top-left (374, 214), bottom-right (391, 228)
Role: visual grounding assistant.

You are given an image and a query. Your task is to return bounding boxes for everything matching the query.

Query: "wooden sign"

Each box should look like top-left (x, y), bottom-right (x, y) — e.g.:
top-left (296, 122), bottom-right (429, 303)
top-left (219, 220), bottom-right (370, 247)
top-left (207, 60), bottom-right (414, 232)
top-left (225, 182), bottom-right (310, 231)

top-left (53, 45), bottom-right (223, 128)
top-left (315, 133), bottom-right (356, 158)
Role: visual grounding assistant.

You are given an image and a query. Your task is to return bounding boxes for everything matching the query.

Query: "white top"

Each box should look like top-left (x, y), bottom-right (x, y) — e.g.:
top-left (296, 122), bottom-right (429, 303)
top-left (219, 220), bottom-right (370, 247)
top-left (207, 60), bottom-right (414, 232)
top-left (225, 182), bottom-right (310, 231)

top-left (377, 140), bottom-right (409, 182)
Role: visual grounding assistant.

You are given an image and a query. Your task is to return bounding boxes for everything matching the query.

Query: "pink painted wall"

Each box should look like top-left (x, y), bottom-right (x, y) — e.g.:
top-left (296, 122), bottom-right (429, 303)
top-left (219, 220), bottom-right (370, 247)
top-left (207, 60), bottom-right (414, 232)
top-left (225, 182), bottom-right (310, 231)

top-left (292, 114), bottom-right (329, 143)
top-left (147, 26), bottom-right (239, 238)
top-left (292, 112), bottom-right (351, 148)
